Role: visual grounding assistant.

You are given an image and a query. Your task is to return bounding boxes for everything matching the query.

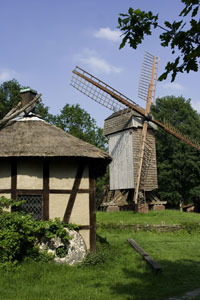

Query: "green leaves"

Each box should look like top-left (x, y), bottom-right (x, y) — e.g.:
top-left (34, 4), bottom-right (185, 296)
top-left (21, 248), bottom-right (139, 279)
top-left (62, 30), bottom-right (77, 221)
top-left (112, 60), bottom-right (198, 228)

top-left (151, 96), bottom-right (200, 207)
top-left (118, 1), bottom-right (200, 81)
top-left (0, 80), bottom-right (52, 121)
top-left (0, 197), bottom-right (76, 270)
top-left (180, 0), bottom-right (199, 17)
top-left (118, 8), bottom-right (158, 50)
top-left (53, 103), bottom-right (107, 150)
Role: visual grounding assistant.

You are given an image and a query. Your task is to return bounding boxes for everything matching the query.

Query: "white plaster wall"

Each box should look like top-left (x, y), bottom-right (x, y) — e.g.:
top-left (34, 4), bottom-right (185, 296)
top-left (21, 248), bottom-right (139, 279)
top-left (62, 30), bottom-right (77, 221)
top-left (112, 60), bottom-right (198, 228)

top-left (79, 229), bottom-right (90, 249)
top-left (49, 159), bottom-right (77, 189)
top-left (49, 193), bottom-right (89, 225)
top-left (70, 194), bottom-right (89, 225)
top-left (79, 165), bottom-right (89, 189)
top-left (0, 161), bottom-right (11, 189)
top-left (17, 158), bottom-right (43, 189)
top-left (49, 194), bottom-right (69, 220)
top-left (50, 160), bottom-right (89, 190)
top-left (49, 192), bottom-right (90, 249)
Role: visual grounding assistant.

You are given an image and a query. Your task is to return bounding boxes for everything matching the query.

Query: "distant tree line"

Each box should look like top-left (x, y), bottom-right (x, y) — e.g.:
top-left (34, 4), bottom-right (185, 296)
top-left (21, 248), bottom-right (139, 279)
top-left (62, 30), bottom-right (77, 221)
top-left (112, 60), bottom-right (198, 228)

top-left (0, 79), bottom-right (200, 208)
top-left (151, 96), bottom-right (200, 208)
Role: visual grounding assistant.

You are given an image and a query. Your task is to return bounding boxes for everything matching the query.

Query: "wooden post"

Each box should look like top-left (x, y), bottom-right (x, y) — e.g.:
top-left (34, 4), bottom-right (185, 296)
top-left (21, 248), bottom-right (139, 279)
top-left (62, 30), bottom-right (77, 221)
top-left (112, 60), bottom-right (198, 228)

top-left (63, 163), bottom-right (85, 223)
top-left (11, 159), bottom-right (17, 201)
top-left (133, 56), bottom-right (156, 204)
top-left (128, 238), bottom-right (162, 272)
top-left (89, 166), bottom-right (96, 253)
top-left (43, 159), bottom-right (49, 220)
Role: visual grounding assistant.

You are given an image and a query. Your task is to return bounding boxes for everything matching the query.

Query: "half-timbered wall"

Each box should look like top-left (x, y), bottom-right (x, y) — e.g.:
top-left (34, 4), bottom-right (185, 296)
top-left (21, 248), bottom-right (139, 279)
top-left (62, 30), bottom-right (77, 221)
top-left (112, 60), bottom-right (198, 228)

top-left (0, 157), bottom-right (96, 251)
top-left (0, 160), bottom-right (11, 211)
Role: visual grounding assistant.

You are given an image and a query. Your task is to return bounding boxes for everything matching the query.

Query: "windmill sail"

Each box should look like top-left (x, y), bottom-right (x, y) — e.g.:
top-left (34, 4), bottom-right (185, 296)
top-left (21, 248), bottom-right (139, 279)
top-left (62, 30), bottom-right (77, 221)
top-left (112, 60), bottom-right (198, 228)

top-left (133, 53), bottom-right (159, 203)
top-left (71, 67), bottom-right (200, 152)
top-left (138, 51), bottom-right (159, 104)
top-left (71, 66), bottom-right (140, 114)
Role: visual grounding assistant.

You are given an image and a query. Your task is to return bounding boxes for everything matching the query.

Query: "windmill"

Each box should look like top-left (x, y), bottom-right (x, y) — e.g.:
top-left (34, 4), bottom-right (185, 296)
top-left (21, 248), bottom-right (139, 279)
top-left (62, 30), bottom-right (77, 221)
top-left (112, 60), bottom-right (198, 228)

top-left (70, 53), bottom-right (200, 210)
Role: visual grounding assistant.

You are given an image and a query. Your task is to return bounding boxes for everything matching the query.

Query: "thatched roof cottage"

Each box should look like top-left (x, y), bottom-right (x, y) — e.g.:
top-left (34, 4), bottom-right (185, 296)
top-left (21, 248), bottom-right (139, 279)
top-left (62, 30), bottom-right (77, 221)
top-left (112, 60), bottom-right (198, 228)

top-left (0, 89), bottom-right (111, 252)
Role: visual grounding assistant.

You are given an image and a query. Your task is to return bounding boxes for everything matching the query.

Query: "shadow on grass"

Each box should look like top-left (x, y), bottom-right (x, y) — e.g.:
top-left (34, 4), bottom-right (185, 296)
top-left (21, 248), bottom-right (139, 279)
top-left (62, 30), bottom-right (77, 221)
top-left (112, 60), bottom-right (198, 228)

top-left (110, 259), bottom-right (200, 300)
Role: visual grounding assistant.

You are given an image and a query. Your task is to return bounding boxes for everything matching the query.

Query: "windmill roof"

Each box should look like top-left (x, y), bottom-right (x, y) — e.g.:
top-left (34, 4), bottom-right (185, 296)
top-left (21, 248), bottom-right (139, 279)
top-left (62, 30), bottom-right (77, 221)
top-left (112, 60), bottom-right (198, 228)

top-left (0, 114), bottom-right (111, 164)
top-left (105, 108), bottom-right (144, 121)
top-left (104, 109), bottom-right (157, 136)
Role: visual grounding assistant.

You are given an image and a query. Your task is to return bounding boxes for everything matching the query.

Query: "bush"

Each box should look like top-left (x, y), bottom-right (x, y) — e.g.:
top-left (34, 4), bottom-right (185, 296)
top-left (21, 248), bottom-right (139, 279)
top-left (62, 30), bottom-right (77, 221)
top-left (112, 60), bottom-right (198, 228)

top-left (0, 196), bottom-right (78, 270)
top-left (82, 234), bottom-right (109, 266)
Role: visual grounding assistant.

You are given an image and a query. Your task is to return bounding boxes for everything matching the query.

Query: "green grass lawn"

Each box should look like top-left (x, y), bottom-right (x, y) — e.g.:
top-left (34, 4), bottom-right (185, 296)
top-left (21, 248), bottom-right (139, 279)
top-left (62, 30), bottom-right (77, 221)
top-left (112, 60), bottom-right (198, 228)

top-left (97, 209), bottom-right (200, 226)
top-left (1, 210), bottom-right (200, 300)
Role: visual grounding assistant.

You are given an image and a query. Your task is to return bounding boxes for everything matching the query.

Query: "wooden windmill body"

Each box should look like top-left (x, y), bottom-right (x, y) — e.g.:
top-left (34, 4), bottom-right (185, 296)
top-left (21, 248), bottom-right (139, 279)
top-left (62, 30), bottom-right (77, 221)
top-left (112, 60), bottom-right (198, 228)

top-left (70, 53), bottom-right (200, 211)
top-left (104, 109), bottom-right (157, 192)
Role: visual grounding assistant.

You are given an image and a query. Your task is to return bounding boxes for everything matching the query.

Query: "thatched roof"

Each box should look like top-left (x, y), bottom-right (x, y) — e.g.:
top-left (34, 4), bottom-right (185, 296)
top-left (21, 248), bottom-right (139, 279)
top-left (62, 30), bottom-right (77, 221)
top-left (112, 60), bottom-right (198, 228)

top-left (0, 115), bottom-right (111, 163)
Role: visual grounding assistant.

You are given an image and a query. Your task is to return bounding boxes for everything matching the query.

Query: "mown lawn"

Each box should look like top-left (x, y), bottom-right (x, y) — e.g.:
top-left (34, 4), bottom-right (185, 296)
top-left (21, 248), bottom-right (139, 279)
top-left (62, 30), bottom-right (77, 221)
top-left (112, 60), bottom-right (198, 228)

top-left (1, 210), bottom-right (200, 300)
top-left (97, 209), bottom-right (200, 226)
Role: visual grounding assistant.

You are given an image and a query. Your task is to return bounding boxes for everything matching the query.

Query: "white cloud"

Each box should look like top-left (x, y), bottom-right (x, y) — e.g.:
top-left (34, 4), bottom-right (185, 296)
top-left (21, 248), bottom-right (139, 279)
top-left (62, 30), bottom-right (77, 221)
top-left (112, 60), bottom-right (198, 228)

top-left (0, 68), bottom-right (18, 82)
top-left (94, 27), bottom-right (121, 42)
top-left (162, 82), bottom-right (184, 91)
top-left (192, 101), bottom-right (200, 113)
top-left (80, 56), bottom-right (122, 74)
top-left (75, 49), bottom-right (122, 74)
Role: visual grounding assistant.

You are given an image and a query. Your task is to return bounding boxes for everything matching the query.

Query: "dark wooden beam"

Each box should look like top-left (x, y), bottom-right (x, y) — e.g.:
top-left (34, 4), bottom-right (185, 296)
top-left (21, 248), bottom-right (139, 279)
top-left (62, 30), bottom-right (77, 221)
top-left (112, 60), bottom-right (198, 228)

top-left (0, 189), bottom-right (11, 194)
top-left (89, 167), bottom-right (96, 253)
top-left (49, 189), bottom-right (90, 194)
top-left (17, 189), bottom-right (43, 195)
top-left (11, 159), bottom-right (17, 201)
top-left (43, 159), bottom-right (49, 220)
top-left (78, 225), bottom-right (91, 230)
top-left (63, 163), bottom-right (85, 223)
top-left (0, 189), bottom-right (90, 195)
top-left (128, 238), bottom-right (162, 272)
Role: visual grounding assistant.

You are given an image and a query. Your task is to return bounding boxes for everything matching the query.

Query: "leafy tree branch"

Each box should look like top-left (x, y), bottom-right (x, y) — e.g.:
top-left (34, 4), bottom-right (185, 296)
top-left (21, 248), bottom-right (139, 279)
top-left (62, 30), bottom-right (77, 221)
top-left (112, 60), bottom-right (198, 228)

top-left (118, 0), bottom-right (200, 81)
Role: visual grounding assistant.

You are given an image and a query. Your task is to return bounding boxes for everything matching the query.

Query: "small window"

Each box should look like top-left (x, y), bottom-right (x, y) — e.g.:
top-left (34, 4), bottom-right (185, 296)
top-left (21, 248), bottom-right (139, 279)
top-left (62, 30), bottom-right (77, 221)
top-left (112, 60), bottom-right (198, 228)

top-left (18, 195), bottom-right (42, 221)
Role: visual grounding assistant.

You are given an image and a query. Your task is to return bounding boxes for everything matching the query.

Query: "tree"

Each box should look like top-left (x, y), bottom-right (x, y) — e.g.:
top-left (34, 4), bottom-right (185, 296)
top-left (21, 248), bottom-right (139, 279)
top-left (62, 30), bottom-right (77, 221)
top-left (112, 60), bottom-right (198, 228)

top-left (118, 0), bottom-right (200, 81)
top-left (0, 79), bottom-right (53, 122)
top-left (151, 96), bottom-right (200, 207)
top-left (53, 104), bottom-right (107, 150)
top-left (0, 80), bottom-right (21, 120)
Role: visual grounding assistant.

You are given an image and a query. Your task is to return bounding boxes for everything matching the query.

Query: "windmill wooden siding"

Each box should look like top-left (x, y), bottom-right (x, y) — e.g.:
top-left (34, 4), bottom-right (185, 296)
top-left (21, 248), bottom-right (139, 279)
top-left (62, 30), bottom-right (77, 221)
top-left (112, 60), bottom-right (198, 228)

top-left (104, 110), bottom-right (158, 191)
top-left (132, 128), bottom-right (157, 190)
top-left (109, 130), bottom-right (134, 189)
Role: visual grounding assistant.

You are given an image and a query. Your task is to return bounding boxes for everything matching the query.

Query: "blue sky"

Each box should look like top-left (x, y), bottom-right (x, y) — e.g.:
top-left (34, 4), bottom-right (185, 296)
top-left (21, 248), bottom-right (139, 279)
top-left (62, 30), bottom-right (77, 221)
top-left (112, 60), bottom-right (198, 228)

top-left (0, 0), bottom-right (199, 127)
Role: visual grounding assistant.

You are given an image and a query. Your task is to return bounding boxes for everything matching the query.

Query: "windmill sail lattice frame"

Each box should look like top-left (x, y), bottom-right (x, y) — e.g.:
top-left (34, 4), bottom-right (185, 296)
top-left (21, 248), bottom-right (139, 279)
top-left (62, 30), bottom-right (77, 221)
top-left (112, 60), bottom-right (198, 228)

top-left (133, 53), bottom-right (159, 203)
top-left (71, 67), bottom-right (200, 152)
top-left (71, 60), bottom-right (200, 204)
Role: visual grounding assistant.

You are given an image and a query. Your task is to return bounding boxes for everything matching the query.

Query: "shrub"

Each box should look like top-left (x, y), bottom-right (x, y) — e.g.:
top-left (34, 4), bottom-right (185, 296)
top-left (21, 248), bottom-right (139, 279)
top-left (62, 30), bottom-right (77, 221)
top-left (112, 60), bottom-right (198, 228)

top-left (0, 196), bottom-right (78, 270)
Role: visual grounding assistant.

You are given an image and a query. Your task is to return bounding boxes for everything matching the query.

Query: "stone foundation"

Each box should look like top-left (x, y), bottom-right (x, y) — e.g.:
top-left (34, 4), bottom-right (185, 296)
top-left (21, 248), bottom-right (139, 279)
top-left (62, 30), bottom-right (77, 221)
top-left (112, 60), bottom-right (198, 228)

top-left (106, 205), bottom-right (120, 212)
top-left (135, 203), bottom-right (149, 213)
top-left (153, 205), bottom-right (165, 211)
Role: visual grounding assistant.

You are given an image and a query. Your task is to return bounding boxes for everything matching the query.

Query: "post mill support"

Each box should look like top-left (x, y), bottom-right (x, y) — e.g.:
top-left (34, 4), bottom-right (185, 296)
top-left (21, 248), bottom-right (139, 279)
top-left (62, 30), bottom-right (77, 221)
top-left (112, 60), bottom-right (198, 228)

top-left (133, 55), bottom-right (156, 205)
